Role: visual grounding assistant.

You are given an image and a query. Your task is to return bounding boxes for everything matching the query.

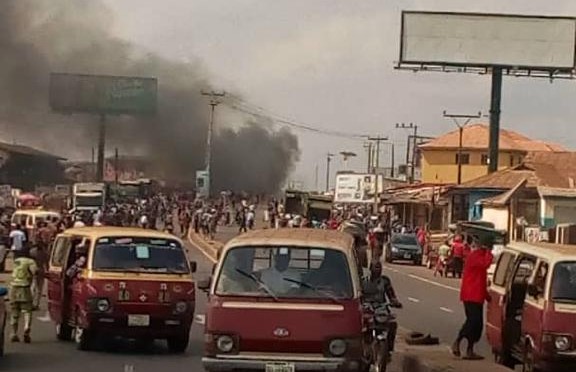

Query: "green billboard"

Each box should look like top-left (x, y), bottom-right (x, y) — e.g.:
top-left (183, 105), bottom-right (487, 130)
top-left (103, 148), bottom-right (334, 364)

top-left (49, 73), bottom-right (157, 115)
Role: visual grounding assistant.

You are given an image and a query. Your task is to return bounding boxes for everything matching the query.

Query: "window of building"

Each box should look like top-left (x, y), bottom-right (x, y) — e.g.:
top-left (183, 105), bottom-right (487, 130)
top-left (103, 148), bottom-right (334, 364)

top-left (510, 155), bottom-right (515, 167)
top-left (454, 153), bottom-right (470, 165)
top-left (481, 154), bottom-right (489, 165)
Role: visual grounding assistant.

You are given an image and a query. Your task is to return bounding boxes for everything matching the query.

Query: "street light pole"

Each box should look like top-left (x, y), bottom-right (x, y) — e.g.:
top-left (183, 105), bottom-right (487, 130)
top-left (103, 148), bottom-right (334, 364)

top-left (443, 111), bottom-right (482, 184)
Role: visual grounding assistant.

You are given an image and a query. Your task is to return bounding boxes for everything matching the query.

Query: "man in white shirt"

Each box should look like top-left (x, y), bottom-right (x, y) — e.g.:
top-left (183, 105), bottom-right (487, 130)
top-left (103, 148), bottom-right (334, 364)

top-left (260, 249), bottom-right (301, 294)
top-left (9, 225), bottom-right (26, 252)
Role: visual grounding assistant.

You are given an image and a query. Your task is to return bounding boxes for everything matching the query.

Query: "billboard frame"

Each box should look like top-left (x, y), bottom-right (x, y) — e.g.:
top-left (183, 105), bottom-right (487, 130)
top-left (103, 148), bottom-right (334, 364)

top-left (397, 11), bottom-right (576, 80)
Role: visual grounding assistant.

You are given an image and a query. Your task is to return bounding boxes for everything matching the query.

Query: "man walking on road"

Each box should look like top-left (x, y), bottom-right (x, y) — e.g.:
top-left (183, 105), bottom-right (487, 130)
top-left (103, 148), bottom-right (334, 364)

top-left (9, 249), bottom-right (38, 343)
top-left (452, 235), bottom-right (493, 360)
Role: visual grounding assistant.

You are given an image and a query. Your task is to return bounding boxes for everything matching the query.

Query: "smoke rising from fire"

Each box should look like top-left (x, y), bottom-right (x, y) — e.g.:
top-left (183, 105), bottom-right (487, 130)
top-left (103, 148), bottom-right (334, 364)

top-left (0, 0), bottom-right (300, 193)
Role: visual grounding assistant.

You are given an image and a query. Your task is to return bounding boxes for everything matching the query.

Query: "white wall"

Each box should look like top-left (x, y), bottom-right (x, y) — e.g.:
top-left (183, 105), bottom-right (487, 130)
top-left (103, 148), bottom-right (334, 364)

top-left (481, 206), bottom-right (509, 231)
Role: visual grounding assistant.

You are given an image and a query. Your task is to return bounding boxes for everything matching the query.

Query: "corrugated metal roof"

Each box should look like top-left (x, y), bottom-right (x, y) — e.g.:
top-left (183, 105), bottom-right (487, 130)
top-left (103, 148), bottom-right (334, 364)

top-left (420, 124), bottom-right (566, 152)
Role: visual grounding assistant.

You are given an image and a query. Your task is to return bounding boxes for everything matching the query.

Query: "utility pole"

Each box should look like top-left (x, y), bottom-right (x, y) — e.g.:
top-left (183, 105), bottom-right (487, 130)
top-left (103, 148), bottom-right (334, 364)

top-left (367, 135), bottom-right (388, 213)
top-left (390, 142), bottom-right (395, 178)
top-left (364, 142), bottom-right (373, 173)
top-left (443, 111), bottom-right (482, 184)
top-left (396, 123), bottom-right (418, 183)
top-left (325, 153), bottom-right (334, 192)
top-left (201, 90), bottom-right (226, 197)
top-left (367, 136), bottom-right (389, 171)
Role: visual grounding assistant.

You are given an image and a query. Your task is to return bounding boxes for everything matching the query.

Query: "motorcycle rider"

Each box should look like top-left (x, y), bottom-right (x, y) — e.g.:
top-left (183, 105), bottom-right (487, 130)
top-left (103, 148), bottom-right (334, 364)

top-left (363, 261), bottom-right (402, 354)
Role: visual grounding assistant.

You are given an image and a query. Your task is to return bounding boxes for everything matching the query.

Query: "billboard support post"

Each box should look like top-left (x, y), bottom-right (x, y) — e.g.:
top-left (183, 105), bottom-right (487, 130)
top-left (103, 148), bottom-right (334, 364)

top-left (97, 114), bottom-right (106, 182)
top-left (489, 67), bottom-right (503, 173)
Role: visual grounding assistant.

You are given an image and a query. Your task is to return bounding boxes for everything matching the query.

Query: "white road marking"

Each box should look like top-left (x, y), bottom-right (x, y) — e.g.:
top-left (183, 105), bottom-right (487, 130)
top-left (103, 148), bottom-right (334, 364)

top-left (407, 274), bottom-right (460, 292)
top-left (407, 297), bottom-right (420, 303)
top-left (439, 307), bottom-right (454, 313)
top-left (195, 314), bottom-right (206, 325)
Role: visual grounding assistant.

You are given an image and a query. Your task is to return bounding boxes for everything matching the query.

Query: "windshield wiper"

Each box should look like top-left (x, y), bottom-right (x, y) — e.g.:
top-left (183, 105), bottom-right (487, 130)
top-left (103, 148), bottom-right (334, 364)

top-left (235, 268), bottom-right (278, 301)
top-left (283, 277), bottom-right (341, 304)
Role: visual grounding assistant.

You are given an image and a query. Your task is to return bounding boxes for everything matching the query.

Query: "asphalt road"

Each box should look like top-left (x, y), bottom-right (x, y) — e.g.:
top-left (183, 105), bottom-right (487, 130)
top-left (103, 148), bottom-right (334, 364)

top-left (383, 261), bottom-right (491, 356)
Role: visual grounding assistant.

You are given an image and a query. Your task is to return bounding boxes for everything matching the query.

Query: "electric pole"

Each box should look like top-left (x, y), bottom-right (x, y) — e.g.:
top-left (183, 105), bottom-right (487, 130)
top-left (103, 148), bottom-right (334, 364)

top-left (201, 90), bottom-right (225, 196)
top-left (367, 136), bottom-right (388, 171)
top-left (396, 123), bottom-right (418, 183)
top-left (367, 135), bottom-right (388, 213)
top-left (364, 142), bottom-right (373, 173)
top-left (325, 153), bottom-right (334, 192)
top-left (443, 111), bottom-right (482, 184)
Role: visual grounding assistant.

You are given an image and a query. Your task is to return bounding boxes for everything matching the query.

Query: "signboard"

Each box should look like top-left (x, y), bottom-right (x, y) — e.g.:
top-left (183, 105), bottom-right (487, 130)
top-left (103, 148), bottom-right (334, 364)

top-left (334, 174), bottom-right (384, 204)
top-left (400, 12), bottom-right (576, 69)
top-left (196, 170), bottom-right (209, 199)
top-left (50, 73), bottom-right (158, 115)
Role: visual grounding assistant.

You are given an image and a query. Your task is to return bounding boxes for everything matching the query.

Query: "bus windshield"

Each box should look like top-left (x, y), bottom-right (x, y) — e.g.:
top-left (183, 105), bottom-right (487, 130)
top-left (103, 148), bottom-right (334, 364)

top-left (93, 236), bottom-right (189, 274)
top-left (215, 246), bottom-right (353, 300)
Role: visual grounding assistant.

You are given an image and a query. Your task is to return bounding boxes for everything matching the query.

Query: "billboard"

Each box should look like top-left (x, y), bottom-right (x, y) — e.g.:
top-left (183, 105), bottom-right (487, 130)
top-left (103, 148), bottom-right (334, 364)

top-left (400, 12), bottom-right (576, 69)
top-left (50, 73), bottom-right (158, 115)
top-left (334, 173), bottom-right (384, 204)
top-left (196, 170), bottom-right (209, 198)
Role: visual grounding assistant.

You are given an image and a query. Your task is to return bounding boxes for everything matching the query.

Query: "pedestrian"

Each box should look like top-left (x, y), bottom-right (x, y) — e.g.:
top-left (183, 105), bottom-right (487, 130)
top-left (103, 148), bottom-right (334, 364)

top-left (452, 235), bottom-right (493, 360)
top-left (451, 235), bottom-right (465, 278)
top-left (9, 224), bottom-right (27, 254)
top-left (9, 248), bottom-right (38, 343)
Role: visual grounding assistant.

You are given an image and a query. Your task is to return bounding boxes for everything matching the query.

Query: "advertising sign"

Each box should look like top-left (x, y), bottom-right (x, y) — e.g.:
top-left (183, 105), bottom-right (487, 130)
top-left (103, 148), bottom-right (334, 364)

top-left (334, 173), bottom-right (384, 204)
top-left (400, 12), bottom-right (576, 70)
top-left (196, 170), bottom-right (209, 199)
top-left (50, 73), bottom-right (158, 115)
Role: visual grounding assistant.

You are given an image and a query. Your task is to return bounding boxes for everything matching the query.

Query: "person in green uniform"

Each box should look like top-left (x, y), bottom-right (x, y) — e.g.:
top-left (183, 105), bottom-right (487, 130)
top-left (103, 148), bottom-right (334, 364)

top-left (9, 249), bottom-right (38, 343)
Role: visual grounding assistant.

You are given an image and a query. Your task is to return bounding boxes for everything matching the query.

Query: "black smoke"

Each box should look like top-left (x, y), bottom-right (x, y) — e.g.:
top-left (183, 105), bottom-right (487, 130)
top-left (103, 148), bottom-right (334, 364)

top-left (0, 0), bottom-right (300, 193)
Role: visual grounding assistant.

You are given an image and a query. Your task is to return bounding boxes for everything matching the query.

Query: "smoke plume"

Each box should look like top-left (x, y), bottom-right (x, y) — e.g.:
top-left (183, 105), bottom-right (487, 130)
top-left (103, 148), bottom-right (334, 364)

top-left (0, 0), bottom-right (300, 193)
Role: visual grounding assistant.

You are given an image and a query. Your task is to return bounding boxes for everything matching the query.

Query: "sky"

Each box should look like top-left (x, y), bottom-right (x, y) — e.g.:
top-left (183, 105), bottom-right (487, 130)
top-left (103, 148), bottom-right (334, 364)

top-left (103, 0), bottom-right (576, 189)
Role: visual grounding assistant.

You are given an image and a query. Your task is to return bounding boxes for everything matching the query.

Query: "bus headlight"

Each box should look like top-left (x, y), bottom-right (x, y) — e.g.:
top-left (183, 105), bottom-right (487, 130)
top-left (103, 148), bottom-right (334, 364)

top-left (216, 335), bottom-right (235, 353)
top-left (173, 301), bottom-right (188, 314)
top-left (329, 339), bottom-right (347, 356)
top-left (555, 336), bottom-right (571, 351)
top-left (88, 298), bottom-right (111, 313)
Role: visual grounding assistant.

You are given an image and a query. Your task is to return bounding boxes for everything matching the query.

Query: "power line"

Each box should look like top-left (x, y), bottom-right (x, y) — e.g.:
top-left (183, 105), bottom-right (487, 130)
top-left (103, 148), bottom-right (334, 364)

top-left (223, 94), bottom-right (370, 139)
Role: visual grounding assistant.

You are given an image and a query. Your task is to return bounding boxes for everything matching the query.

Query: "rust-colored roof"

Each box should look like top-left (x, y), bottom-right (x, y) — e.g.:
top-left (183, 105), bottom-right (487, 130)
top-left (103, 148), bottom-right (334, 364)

top-left (420, 124), bottom-right (566, 152)
top-left (457, 152), bottom-right (576, 190)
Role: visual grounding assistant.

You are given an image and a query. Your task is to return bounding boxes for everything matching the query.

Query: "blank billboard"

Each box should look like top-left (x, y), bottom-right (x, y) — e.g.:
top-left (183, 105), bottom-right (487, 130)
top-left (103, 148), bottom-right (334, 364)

top-left (400, 12), bottom-right (576, 69)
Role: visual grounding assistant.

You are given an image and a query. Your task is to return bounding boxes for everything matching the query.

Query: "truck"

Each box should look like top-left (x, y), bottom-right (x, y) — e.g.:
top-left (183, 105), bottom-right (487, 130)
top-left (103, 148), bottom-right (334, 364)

top-left (72, 183), bottom-right (106, 212)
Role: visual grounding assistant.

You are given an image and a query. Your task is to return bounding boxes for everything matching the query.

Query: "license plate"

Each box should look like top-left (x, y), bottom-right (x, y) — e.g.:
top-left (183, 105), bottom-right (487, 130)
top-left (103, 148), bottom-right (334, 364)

top-left (404, 253), bottom-right (411, 259)
top-left (128, 314), bottom-right (150, 327)
top-left (265, 363), bottom-right (295, 372)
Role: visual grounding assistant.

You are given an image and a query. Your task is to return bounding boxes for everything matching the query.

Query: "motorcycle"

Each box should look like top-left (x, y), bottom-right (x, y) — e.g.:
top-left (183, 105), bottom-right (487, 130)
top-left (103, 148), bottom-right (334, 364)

top-left (363, 301), bottom-right (396, 372)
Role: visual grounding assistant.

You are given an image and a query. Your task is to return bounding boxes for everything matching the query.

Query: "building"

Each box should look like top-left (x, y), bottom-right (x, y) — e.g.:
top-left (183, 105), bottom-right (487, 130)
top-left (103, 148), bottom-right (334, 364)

top-left (0, 142), bottom-right (66, 190)
top-left (446, 152), bottom-right (576, 242)
top-left (419, 124), bottom-right (565, 184)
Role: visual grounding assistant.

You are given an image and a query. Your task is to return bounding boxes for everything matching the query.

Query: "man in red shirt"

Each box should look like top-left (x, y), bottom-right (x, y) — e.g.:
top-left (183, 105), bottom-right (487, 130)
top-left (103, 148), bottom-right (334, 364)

top-left (452, 235), bottom-right (493, 360)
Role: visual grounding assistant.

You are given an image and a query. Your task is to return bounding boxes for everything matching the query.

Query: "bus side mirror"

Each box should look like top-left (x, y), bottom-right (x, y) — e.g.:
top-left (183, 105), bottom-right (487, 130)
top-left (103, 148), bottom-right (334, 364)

top-left (197, 278), bottom-right (211, 293)
top-left (189, 261), bottom-right (197, 273)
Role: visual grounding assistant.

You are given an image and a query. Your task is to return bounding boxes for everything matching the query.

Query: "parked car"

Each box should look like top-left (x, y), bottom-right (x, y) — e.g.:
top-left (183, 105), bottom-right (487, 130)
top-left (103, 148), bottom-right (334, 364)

top-left (385, 233), bottom-right (422, 265)
top-left (0, 286), bottom-right (7, 356)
